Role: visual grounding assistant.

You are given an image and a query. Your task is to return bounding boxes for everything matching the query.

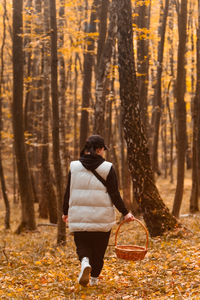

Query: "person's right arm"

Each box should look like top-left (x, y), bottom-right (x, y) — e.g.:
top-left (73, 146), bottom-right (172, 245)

top-left (106, 166), bottom-right (134, 221)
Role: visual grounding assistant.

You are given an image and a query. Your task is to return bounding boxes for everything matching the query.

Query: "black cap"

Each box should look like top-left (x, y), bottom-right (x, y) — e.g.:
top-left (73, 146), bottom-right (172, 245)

top-left (87, 135), bottom-right (108, 150)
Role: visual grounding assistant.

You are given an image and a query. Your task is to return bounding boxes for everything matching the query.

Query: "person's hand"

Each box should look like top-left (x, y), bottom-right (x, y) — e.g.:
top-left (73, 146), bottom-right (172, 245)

top-left (62, 215), bottom-right (68, 223)
top-left (124, 212), bottom-right (135, 222)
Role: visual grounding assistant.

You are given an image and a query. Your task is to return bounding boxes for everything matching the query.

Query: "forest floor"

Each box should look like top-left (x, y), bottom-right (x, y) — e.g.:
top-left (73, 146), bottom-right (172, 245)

top-left (0, 170), bottom-right (200, 300)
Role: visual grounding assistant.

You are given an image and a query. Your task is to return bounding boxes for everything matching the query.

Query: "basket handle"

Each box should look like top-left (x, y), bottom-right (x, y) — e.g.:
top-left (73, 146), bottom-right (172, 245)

top-left (115, 218), bottom-right (149, 250)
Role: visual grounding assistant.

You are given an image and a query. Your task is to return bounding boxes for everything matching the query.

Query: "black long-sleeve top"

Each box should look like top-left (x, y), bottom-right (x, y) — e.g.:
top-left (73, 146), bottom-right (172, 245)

top-left (63, 155), bottom-right (129, 216)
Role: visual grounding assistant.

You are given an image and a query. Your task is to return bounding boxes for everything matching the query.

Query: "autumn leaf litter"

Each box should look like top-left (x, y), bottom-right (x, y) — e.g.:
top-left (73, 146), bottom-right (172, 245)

top-left (0, 213), bottom-right (200, 299)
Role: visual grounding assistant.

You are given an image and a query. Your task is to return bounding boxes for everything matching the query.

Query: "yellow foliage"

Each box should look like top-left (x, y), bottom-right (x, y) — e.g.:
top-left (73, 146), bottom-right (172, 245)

top-left (1, 131), bottom-right (13, 140)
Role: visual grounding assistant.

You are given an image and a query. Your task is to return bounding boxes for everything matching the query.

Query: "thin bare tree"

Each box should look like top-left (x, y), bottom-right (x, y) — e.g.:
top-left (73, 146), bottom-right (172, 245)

top-left (190, 0), bottom-right (200, 213)
top-left (94, 0), bottom-right (117, 136)
top-left (80, 0), bottom-right (98, 150)
top-left (0, 0), bottom-right (10, 229)
top-left (49, 0), bottom-right (65, 244)
top-left (13, 0), bottom-right (36, 232)
top-left (172, 0), bottom-right (188, 217)
top-left (151, 0), bottom-right (169, 174)
top-left (40, 0), bottom-right (57, 224)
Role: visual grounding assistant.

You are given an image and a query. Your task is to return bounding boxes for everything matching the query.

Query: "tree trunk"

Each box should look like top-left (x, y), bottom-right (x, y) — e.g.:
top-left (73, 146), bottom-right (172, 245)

top-left (24, 0), bottom-right (43, 205)
top-left (49, 0), bottom-right (65, 244)
top-left (58, 0), bottom-right (68, 176)
top-left (160, 105), bottom-right (167, 178)
top-left (24, 0), bottom-right (33, 131)
top-left (12, 148), bottom-right (18, 204)
top-left (172, 0), bottom-right (187, 217)
top-left (12, 0), bottom-right (36, 232)
top-left (198, 1), bottom-right (200, 197)
top-left (94, 0), bottom-right (117, 136)
top-left (32, 0), bottom-right (43, 205)
top-left (166, 81), bottom-right (174, 183)
top-left (31, 0), bottom-right (45, 211)
top-left (24, 0), bottom-right (40, 205)
top-left (116, 0), bottom-right (178, 237)
top-left (135, 0), bottom-right (151, 131)
top-left (167, 6), bottom-right (175, 183)
top-left (96, 0), bottom-right (109, 67)
top-left (151, 0), bottom-right (169, 174)
top-left (0, 0), bottom-right (10, 229)
top-left (73, 53), bottom-right (79, 159)
top-left (106, 50), bottom-right (121, 187)
top-left (190, 0), bottom-right (200, 213)
top-left (40, 0), bottom-right (57, 224)
top-left (80, 0), bottom-right (98, 150)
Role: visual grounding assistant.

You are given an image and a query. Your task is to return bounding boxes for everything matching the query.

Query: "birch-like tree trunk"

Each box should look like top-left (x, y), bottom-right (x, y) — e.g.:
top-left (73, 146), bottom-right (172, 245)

top-left (116, 0), bottom-right (178, 236)
top-left (13, 0), bottom-right (36, 232)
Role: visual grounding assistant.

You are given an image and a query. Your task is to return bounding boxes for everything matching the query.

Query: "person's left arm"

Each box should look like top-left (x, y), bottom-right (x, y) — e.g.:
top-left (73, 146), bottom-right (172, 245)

top-left (62, 171), bottom-right (71, 221)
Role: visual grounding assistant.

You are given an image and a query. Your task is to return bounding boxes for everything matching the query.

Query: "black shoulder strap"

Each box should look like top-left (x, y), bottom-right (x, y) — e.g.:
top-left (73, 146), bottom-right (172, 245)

top-left (79, 161), bottom-right (107, 188)
top-left (91, 169), bottom-right (107, 188)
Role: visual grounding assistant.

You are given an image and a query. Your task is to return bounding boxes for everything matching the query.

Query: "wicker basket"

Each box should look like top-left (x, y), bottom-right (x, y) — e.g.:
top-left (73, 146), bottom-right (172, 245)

top-left (115, 218), bottom-right (149, 261)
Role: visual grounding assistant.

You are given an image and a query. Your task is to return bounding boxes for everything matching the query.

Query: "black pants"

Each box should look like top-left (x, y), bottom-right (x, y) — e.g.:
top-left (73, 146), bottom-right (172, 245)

top-left (74, 231), bottom-right (111, 277)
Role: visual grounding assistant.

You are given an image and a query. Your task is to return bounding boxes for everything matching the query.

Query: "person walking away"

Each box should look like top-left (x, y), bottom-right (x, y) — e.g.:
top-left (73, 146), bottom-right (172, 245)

top-left (62, 135), bottom-right (134, 286)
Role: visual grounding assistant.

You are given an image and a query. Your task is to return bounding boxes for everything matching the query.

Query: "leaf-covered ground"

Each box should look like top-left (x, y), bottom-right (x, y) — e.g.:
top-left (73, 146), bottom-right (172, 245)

top-left (0, 173), bottom-right (200, 299)
top-left (0, 215), bottom-right (200, 299)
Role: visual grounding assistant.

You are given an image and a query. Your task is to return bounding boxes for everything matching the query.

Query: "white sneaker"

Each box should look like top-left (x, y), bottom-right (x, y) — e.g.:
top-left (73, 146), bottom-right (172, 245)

top-left (78, 257), bottom-right (91, 286)
top-left (90, 277), bottom-right (99, 286)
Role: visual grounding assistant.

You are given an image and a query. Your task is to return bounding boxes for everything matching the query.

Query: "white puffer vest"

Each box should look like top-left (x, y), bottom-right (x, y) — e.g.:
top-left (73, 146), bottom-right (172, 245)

top-left (68, 160), bottom-right (116, 232)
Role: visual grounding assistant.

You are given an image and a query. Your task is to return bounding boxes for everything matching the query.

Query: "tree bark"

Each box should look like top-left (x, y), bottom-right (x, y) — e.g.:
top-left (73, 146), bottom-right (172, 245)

top-left (80, 0), bottom-right (98, 150)
top-left (94, 0), bottom-right (117, 136)
top-left (58, 0), bottom-right (69, 175)
top-left (73, 53), bottom-right (79, 159)
top-left (49, 0), bottom-right (65, 244)
top-left (24, 0), bottom-right (40, 205)
top-left (0, 0), bottom-right (10, 229)
top-left (166, 81), bottom-right (174, 183)
top-left (172, 0), bottom-right (187, 217)
top-left (24, 0), bottom-right (33, 132)
top-left (40, 0), bottom-right (57, 224)
top-left (167, 7), bottom-right (175, 183)
top-left (24, 0), bottom-right (43, 205)
top-left (32, 0), bottom-right (43, 205)
top-left (190, 0), bottom-right (200, 213)
top-left (116, 0), bottom-right (178, 236)
top-left (151, 0), bottom-right (169, 174)
top-left (12, 0), bottom-right (36, 232)
top-left (135, 0), bottom-right (151, 131)
top-left (96, 0), bottom-right (109, 67)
